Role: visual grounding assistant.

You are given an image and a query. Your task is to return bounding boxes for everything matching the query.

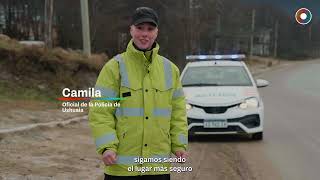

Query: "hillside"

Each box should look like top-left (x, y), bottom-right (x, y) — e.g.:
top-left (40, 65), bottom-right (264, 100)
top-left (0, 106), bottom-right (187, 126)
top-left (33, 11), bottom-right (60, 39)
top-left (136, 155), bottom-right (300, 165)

top-left (0, 35), bottom-right (108, 102)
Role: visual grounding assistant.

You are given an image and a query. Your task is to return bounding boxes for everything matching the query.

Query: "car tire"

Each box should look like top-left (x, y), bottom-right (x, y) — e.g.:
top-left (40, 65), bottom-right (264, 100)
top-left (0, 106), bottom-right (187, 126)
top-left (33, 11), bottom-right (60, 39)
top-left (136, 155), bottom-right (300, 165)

top-left (251, 132), bottom-right (263, 140)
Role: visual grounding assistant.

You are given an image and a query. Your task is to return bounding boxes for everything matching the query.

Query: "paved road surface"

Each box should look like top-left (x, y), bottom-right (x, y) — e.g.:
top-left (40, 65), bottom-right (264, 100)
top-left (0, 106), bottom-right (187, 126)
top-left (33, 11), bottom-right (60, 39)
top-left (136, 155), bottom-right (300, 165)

top-left (258, 60), bottom-right (320, 180)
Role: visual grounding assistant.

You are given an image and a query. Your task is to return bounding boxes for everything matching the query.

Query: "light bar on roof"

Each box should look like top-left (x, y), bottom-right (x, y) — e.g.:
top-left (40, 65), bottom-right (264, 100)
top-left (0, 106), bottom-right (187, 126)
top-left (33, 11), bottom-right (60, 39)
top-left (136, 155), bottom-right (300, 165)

top-left (186, 54), bottom-right (246, 61)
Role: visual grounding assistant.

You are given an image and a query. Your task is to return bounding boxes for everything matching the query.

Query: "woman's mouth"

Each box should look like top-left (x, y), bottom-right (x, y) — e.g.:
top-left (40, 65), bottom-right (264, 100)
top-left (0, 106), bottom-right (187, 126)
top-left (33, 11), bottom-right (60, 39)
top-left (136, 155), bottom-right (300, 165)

top-left (140, 39), bottom-right (149, 44)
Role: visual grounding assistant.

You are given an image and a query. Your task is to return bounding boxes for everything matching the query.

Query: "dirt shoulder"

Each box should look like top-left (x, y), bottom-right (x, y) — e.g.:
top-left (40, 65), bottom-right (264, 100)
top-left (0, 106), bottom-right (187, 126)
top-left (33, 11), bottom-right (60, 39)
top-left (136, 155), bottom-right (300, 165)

top-left (0, 120), bottom-right (103, 180)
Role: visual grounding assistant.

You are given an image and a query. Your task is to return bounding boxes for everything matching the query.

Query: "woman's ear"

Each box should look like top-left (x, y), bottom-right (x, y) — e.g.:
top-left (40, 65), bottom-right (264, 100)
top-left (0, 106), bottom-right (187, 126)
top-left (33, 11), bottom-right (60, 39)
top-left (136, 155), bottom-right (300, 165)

top-left (129, 25), bottom-right (134, 37)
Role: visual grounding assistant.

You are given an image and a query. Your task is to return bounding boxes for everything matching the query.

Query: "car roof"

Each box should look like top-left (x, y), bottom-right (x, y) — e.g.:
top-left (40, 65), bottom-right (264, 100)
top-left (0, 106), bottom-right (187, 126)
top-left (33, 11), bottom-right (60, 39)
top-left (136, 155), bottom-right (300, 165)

top-left (187, 60), bottom-right (245, 67)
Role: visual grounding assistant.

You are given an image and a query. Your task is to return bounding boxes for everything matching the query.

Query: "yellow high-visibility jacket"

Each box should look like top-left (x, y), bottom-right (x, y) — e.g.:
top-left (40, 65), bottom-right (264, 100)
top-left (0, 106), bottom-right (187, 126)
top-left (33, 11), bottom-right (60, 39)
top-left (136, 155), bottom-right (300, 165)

top-left (89, 39), bottom-right (187, 176)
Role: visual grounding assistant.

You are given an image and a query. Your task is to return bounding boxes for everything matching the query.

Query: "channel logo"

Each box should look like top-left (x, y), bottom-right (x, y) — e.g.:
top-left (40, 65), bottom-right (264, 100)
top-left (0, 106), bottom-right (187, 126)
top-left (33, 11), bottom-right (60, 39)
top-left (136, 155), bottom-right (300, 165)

top-left (295, 8), bottom-right (312, 25)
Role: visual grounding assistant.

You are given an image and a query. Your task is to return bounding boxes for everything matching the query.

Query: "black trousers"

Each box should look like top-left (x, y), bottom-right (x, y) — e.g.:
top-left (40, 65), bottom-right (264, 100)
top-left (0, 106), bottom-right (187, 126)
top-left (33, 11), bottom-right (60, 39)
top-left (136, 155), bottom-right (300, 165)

top-left (104, 174), bottom-right (170, 180)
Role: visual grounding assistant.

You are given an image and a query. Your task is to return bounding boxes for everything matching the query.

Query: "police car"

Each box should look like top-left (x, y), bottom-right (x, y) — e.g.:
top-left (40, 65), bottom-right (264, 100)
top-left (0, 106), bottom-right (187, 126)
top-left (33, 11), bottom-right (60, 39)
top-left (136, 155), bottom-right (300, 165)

top-left (181, 54), bottom-right (269, 140)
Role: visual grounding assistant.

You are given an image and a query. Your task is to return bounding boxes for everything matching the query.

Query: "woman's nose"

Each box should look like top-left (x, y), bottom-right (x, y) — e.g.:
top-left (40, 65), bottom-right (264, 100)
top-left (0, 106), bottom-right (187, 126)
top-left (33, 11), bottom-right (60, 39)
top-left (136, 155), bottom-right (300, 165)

top-left (141, 30), bottom-right (148, 36)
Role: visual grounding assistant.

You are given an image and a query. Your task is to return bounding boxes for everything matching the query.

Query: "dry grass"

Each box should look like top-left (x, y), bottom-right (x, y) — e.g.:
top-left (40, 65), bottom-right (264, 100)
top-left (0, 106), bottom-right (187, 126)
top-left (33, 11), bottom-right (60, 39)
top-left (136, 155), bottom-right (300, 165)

top-left (0, 36), bottom-right (108, 71)
top-left (245, 56), bottom-right (280, 68)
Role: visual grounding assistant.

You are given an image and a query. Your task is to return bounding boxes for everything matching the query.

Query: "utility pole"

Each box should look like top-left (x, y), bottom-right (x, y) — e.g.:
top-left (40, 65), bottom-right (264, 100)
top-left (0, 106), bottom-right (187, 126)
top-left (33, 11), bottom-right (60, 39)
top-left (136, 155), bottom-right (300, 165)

top-left (250, 9), bottom-right (256, 58)
top-left (44, 0), bottom-right (53, 48)
top-left (273, 20), bottom-right (278, 58)
top-left (80, 0), bottom-right (91, 56)
top-left (215, 14), bottom-right (221, 54)
top-left (215, 0), bottom-right (222, 54)
top-left (189, 0), bottom-right (201, 54)
top-left (189, 0), bottom-right (195, 54)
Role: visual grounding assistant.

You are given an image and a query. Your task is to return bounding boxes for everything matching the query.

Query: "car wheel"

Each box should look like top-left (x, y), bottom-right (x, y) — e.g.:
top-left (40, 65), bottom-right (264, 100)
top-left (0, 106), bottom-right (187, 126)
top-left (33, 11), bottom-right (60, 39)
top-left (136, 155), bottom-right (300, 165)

top-left (251, 132), bottom-right (263, 140)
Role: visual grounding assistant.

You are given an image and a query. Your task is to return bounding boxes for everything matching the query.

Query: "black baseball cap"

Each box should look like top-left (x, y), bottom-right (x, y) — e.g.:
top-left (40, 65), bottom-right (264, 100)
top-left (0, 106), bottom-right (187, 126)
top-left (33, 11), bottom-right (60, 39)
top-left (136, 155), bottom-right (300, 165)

top-left (132, 7), bottom-right (159, 27)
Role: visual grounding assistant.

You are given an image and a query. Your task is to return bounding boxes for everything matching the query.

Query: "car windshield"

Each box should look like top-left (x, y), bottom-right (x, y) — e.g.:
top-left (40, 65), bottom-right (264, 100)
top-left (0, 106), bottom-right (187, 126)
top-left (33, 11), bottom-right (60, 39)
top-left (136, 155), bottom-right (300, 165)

top-left (182, 66), bottom-right (253, 86)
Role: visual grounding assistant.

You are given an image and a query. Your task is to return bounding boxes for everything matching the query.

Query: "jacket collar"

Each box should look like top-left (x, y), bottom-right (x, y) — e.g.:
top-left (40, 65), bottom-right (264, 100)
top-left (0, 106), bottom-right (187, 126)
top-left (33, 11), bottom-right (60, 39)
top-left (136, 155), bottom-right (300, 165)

top-left (126, 39), bottom-right (159, 63)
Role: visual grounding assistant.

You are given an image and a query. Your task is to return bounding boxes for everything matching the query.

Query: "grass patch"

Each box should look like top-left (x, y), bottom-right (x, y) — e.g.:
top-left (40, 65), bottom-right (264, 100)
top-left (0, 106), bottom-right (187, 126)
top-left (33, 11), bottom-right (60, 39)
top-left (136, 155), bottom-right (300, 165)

top-left (0, 81), bottom-right (58, 103)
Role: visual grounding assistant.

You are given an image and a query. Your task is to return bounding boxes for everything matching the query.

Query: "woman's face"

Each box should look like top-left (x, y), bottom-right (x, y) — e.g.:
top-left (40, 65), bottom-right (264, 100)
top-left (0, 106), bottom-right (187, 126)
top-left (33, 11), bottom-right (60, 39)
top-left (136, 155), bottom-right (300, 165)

top-left (130, 23), bottom-right (158, 50)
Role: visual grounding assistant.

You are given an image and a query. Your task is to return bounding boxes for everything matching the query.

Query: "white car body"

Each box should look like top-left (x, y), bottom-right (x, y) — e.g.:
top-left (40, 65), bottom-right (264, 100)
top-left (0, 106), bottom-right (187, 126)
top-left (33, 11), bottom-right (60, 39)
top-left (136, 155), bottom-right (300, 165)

top-left (181, 58), bottom-right (267, 139)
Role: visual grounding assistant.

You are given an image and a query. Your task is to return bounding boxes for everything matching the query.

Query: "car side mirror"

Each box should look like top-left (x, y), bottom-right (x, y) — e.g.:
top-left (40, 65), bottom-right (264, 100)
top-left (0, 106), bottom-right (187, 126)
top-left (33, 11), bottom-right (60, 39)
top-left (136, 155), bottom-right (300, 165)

top-left (256, 79), bottom-right (269, 88)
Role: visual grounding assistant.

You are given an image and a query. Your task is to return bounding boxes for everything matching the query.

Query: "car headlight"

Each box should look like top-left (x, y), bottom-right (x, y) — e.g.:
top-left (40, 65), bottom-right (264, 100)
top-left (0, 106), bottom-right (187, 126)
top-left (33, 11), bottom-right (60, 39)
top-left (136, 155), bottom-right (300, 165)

top-left (186, 103), bottom-right (193, 110)
top-left (239, 97), bottom-right (259, 109)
